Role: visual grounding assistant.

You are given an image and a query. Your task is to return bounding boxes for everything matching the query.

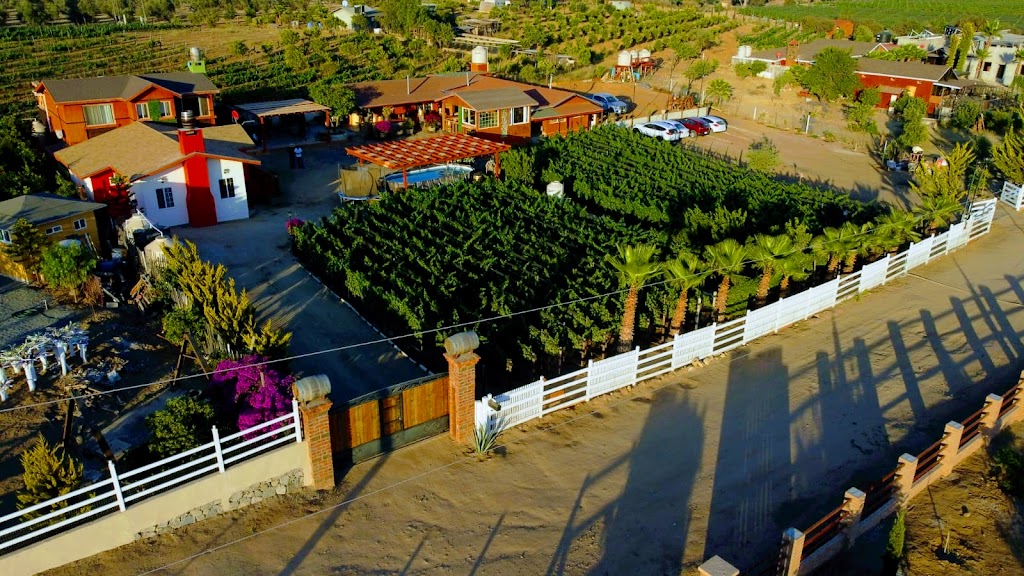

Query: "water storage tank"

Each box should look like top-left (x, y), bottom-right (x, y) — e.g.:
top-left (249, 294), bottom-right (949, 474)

top-left (629, 49), bottom-right (639, 63)
top-left (471, 46), bottom-right (488, 66)
top-left (30, 119), bottom-right (46, 136)
top-left (142, 236), bottom-right (173, 273)
top-left (742, 45), bottom-right (752, 58)
top-left (293, 374), bottom-right (332, 403)
top-left (546, 181), bottom-right (564, 198)
top-left (444, 331), bottom-right (480, 357)
top-left (189, 46), bottom-right (202, 62)
top-left (617, 50), bottom-right (632, 67)
top-left (638, 48), bottom-right (651, 60)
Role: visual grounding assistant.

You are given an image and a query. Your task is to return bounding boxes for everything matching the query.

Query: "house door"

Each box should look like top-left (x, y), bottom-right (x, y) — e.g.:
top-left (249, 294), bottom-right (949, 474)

top-left (997, 64), bottom-right (1008, 83)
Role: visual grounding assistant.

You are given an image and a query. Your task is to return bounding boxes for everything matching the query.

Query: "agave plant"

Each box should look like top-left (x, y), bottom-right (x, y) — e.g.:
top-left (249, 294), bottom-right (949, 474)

top-left (472, 418), bottom-right (506, 458)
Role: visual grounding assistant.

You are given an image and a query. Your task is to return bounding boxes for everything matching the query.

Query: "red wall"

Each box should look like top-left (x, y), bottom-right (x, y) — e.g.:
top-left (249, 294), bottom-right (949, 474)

top-left (856, 74), bottom-right (937, 113)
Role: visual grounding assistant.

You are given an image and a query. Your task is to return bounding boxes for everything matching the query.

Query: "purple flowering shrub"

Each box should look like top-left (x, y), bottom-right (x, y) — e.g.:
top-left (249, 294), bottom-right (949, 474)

top-left (211, 356), bottom-right (294, 438)
top-left (285, 217), bottom-right (305, 235)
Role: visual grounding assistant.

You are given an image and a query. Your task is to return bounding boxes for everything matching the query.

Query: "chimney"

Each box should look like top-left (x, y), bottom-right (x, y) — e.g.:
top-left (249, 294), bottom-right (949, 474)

top-left (178, 127), bottom-right (205, 155)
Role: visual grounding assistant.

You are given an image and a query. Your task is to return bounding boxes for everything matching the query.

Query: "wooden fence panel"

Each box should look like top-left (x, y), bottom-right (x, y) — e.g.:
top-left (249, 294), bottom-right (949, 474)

top-left (402, 376), bottom-right (448, 428)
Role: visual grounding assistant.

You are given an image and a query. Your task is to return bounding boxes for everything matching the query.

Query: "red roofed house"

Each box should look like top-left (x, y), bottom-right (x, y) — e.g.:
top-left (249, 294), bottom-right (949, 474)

top-left (32, 72), bottom-right (219, 146)
top-left (854, 59), bottom-right (962, 114)
top-left (54, 120), bottom-right (259, 228)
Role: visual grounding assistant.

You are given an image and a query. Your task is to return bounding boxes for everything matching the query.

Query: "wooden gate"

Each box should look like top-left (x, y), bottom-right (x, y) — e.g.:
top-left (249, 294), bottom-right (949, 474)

top-left (328, 373), bottom-right (449, 463)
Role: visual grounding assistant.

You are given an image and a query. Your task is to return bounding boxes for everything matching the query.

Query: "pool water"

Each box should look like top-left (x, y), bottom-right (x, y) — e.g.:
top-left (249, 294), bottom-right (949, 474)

top-left (383, 163), bottom-right (474, 188)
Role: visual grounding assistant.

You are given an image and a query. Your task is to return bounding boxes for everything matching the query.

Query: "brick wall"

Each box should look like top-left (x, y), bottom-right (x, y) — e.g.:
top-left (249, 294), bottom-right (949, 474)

top-left (445, 351), bottom-right (479, 444)
top-left (300, 400), bottom-right (335, 490)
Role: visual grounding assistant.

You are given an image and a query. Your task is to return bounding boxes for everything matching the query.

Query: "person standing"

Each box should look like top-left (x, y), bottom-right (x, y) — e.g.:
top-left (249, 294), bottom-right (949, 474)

top-left (294, 146), bottom-right (304, 169)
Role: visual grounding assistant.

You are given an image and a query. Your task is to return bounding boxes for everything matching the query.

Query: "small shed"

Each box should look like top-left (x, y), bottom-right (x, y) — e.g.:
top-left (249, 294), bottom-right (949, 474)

top-left (234, 99), bottom-right (332, 151)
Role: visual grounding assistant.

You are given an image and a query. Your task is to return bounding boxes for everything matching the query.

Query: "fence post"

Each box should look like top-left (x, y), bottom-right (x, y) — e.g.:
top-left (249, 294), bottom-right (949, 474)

top-left (631, 346), bottom-right (640, 386)
top-left (895, 454), bottom-right (918, 502)
top-left (108, 460), bottom-right (126, 512)
top-left (584, 359), bottom-right (594, 401)
top-left (841, 487), bottom-right (866, 542)
top-left (980, 393), bottom-right (1004, 441)
top-left (697, 555), bottom-right (739, 576)
top-left (781, 527), bottom-right (804, 576)
top-left (292, 398), bottom-right (303, 443)
top-left (212, 425), bottom-right (226, 474)
top-left (445, 331), bottom-right (481, 445)
top-left (938, 421), bottom-right (964, 477)
top-left (293, 374), bottom-right (336, 491)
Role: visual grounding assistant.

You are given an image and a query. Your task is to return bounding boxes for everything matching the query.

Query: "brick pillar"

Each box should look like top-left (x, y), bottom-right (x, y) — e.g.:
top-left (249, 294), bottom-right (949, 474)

top-left (300, 401), bottom-right (335, 490)
top-left (293, 374), bottom-right (335, 491)
top-left (444, 331), bottom-right (481, 445)
top-left (938, 421), bottom-right (964, 477)
top-left (980, 393), bottom-right (1004, 441)
top-left (895, 453), bottom-right (918, 502)
top-left (782, 527), bottom-right (804, 576)
top-left (841, 487), bottom-right (866, 542)
top-left (697, 555), bottom-right (739, 576)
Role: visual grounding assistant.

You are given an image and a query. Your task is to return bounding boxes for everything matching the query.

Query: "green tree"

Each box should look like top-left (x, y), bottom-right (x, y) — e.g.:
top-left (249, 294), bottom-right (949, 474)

top-left (746, 136), bottom-right (780, 173)
top-left (777, 252), bottom-right (813, 297)
top-left (39, 242), bottom-right (97, 301)
top-left (884, 508), bottom-right (907, 571)
top-left (992, 128), bottom-right (1024, 184)
top-left (958, 22), bottom-right (976, 74)
top-left (873, 210), bottom-right (921, 253)
top-left (145, 396), bottom-right (216, 458)
top-left (801, 47), bottom-right (860, 102)
top-left (748, 233), bottom-right (793, 302)
top-left (501, 147), bottom-right (536, 186)
top-left (894, 94), bottom-right (928, 150)
top-left (706, 79), bottom-right (733, 106)
top-left (853, 25), bottom-right (874, 43)
top-left (606, 244), bottom-right (661, 353)
top-left (868, 45), bottom-right (928, 62)
top-left (910, 142), bottom-right (974, 201)
top-left (17, 435), bottom-right (85, 519)
top-left (951, 98), bottom-right (983, 130)
top-left (3, 218), bottom-right (50, 275)
top-left (839, 222), bottom-right (875, 271)
top-left (974, 48), bottom-right (991, 79)
top-left (0, 115), bottom-right (47, 200)
top-left (379, 0), bottom-right (427, 36)
top-left (308, 79), bottom-right (356, 124)
top-left (945, 34), bottom-right (962, 68)
top-left (15, 0), bottom-right (48, 25)
top-left (846, 88), bottom-right (880, 133)
top-left (813, 225), bottom-right (858, 277)
top-left (663, 252), bottom-right (706, 335)
top-left (703, 238), bottom-right (748, 321)
top-left (683, 58), bottom-right (718, 89)
top-left (914, 194), bottom-right (962, 234)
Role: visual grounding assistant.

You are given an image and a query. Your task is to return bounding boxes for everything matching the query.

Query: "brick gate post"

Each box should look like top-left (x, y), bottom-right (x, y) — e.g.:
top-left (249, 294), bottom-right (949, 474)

top-left (293, 374), bottom-right (335, 490)
top-left (444, 331), bottom-right (480, 444)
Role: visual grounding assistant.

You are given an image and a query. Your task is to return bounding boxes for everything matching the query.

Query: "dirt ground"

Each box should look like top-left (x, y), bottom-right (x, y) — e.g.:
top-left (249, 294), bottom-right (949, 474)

top-left (34, 203), bottom-right (1024, 575)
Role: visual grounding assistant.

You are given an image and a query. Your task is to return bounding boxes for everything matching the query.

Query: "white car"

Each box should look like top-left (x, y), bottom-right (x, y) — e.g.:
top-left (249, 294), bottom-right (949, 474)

top-left (588, 93), bottom-right (629, 114)
top-left (661, 119), bottom-right (693, 139)
top-left (633, 121), bottom-right (684, 142)
top-left (699, 115), bottom-right (728, 133)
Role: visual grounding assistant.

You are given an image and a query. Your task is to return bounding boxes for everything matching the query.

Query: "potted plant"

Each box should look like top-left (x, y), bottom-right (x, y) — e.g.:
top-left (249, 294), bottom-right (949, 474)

top-left (374, 120), bottom-right (393, 139)
top-left (424, 112), bottom-right (442, 132)
top-left (401, 118), bottom-right (414, 135)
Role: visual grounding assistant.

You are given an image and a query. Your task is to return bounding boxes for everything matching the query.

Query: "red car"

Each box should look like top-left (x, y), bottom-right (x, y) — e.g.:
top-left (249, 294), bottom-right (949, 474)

top-left (680, 117), bottom-right (711, 136)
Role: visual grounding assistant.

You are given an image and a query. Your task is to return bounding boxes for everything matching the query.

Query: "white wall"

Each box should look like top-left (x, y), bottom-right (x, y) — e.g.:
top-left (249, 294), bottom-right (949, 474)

top-left (134, 165), bottom-right (189, 228)
top-left (207, 158), bottom-right (250, 223)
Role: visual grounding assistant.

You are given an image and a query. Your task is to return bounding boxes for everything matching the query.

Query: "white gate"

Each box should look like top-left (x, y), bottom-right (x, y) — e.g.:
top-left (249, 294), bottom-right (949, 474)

top-left (1001, 181), bottom-right (1023, 211)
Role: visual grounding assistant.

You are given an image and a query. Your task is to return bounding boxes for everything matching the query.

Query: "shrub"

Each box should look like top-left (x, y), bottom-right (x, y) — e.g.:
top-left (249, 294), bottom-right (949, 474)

top-left (990, 440), bottom-right (1024, 496)
top-left (39, 242), bottom-right (97, 301)
top-left (502, 147), bottom-right (536, 186)
top-left (883, 507), bottom-right (907, 573)
top-left (210, 356), bottom-right (295, 436)
top-left (145, 395), bottom-right (216, 457)
top-left (735, 61), bottom-right (767, 78)
top-left (746, 136), bottom-right (780, 173)
top-left (17, 435), bottom-right (85, 520)
top-left (161, 307), bottom-right (206, 346)
top-left (950, 98), bottom-right (983, 130)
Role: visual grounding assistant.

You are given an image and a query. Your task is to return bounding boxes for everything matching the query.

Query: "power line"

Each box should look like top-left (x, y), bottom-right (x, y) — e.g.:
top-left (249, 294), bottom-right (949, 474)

top-left (0, 213), bottom-right (942, 409)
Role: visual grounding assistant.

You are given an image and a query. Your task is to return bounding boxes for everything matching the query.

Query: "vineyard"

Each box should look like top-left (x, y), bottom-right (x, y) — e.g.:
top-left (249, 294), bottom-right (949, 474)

top-left (737, 24), bottom-right (821, 50)
top-left (742, 0), bottom-right (1024, 33)
top-left (292, 127), bottom-right (881, 383)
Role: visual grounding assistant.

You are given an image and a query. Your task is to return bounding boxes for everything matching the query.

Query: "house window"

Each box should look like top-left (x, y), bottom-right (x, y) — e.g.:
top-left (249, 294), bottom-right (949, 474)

top-left (219, 178), bottom-right (236, 198)
top-left (197, 97), bottom-right (211, 117)
top-left (983, 62), bottom-right (992, 72)
top-left (461, 107), bottom-right (476, 126)
top-left (82, 104), bottom-right (115, 127)
top-left (511, 106), bottom-right (529, 125)
top-left (155, 187), bottom-right (174, 209)
top-left (478, 111), bottom-right (498, 129)
top-left (135, 101), bottom-right (172, 120)
top-left (73, 218), bottom-right (86, 230)
top-left (0, 229), bottom-right (10, 244)
top-left (45, 225), bottom-right (63, 235)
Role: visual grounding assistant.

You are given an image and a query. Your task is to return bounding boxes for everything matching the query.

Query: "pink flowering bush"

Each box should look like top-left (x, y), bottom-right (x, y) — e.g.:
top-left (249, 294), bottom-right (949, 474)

top-left (210, 356), bottom-right (295, 437)
top-left (375, 120), bottom-right (393, 134)
top-left (285, 217), bottom-right (305, 235)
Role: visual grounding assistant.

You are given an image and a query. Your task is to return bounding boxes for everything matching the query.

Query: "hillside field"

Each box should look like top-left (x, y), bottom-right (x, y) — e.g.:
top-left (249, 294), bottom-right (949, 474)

top-left (744, 0), bottom-right (1024, 32)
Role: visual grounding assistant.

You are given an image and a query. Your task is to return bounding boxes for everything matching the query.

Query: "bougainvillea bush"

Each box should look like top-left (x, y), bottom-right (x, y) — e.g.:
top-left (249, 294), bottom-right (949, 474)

top-left (210, 356), bottom-right (295, 437)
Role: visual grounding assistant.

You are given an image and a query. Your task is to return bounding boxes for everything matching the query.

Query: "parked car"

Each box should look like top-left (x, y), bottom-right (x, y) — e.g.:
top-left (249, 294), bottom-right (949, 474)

top-left (699, 115), bottom-right (728, 133)
top-left (588, 93), bottom-right (629, 114)
top-left (679, 117), bottom-right (711, 136)
top-left (661, 119), bottom-right (693, 138)
top-left (633, 121), bottom-right (684, 142)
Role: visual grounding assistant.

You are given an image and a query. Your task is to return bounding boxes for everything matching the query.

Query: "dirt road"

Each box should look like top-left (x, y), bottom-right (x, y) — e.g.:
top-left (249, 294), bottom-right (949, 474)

top-left (43, 203), bottom-right (1024, 575)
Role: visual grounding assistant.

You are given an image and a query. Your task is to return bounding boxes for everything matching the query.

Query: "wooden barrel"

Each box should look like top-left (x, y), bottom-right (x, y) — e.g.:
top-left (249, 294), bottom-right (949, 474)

top-left (293, 374), bottom-right (332, 402)
top-left (444, 331), bottom-right (479, 357)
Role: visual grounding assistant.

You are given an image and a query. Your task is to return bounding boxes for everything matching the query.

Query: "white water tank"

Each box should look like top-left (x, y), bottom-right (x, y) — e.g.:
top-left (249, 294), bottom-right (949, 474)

top-left (546, 181), bottom-right (564, 198)
top-left (629, 49), bottom-right (639, 63)
top-left (617, 50), bottom-right (632, 67)
top-left (471, 46), bottom-right (488, 66)
top-left (743, 45), bottom-right (753, 57)
top-left (189, 46), bottom-right (203, 62)
top-left (638, 48), bottom-right (651, 60)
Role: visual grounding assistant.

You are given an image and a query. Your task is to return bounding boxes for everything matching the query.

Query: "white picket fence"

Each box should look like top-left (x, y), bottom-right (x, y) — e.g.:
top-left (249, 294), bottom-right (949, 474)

top-left (1001, 180), bottom-right (1023, 211)
top-left (0, 400), bottom-right (302, 553)
top-left (477, 198), bottom-right (999, 430)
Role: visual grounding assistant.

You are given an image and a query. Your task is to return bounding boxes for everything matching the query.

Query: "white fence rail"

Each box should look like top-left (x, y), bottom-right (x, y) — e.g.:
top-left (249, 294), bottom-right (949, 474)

top-left (1001, 180), bottom-right (1023, 211)
top-left (0, 400), bottom-right (302, 554)
top-left (478, 198), bottom-right (1000, 431)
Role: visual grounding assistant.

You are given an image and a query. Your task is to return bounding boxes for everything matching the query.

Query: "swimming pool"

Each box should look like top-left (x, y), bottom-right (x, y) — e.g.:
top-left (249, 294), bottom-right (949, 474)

top-left (383, 163), bottom-right (474, 190)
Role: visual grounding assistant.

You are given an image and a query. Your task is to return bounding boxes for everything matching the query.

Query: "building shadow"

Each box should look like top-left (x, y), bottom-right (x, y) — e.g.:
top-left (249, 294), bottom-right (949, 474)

top-left (545, 386), bottom-right (704, 576)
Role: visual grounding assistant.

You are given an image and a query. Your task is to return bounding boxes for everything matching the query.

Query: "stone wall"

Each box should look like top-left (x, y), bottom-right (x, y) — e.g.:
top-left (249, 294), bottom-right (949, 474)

top-left (135, 468), bottom-right (304, 539)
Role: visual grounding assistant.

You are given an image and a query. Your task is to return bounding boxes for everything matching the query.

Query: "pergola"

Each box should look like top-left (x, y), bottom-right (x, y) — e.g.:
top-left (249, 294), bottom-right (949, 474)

top-left (234, 99), bottom-right (331, 151)
top-left (345, 133), bottom-right (511, 189)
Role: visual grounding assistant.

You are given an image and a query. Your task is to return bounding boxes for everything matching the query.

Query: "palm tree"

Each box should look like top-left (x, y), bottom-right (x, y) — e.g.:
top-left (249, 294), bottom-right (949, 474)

top-left (914, 194), bottom-right (962, 234)
top-left (1013, 48), bottom-right (1024, 83)
top-left (606, 244), bottom-right (661, 353)
top-left (748, 233), bottom-right (794, 302)
top-left (874, 210), bottom-right (922, 253)
top-left (663, 252), bottom-right (707, 335)
top-left (839, 222), bottom-right (879, 272)
top-left (777, 252), bottom-right (814, 298)
top-left (706, 79), bottom-right (733, 107)
top-left (703, 238), bottom-right (748, 322)
top-left (974, 48), bottom-right (991, 79)
top-left (976, 20), bottom-right (1001, 80)
top-left (812, 226), bottom-right (857, 278)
